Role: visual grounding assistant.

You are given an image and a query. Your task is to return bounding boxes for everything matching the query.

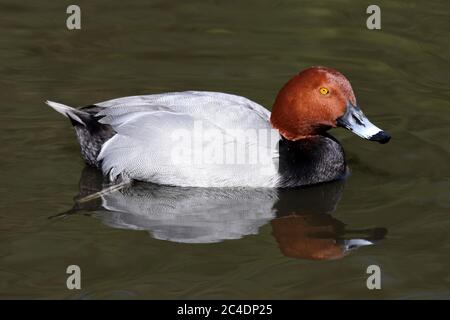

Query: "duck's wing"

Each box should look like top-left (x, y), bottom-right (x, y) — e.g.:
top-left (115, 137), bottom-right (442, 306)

top-left (95, 91), bottom-right (271, 129)
top-left (95, 91), bottom-right (281, 187)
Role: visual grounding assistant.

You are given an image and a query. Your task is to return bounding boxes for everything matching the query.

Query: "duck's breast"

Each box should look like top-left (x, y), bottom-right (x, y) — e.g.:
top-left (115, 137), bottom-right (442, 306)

top-left (277, 135), bottom-right (346, 187)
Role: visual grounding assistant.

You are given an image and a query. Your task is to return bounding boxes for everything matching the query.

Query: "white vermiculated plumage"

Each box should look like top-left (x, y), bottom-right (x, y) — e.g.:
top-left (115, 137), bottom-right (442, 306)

top-left (95, 91), bottom-right (281, 187)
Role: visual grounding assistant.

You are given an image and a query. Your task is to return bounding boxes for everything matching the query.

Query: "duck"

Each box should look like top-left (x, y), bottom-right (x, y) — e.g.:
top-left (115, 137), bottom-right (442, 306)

top-left (46, 66), bottom-right (390, 188)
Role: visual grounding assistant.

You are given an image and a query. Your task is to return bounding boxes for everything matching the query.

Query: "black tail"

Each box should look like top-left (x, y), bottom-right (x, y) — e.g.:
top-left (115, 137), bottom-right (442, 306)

top-left (46, 101), bottom-right (115, 167)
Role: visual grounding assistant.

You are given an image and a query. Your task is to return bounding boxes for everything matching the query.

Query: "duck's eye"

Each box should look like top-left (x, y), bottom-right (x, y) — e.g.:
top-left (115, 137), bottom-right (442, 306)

top-left (319, 87), bottom-right (329, 95)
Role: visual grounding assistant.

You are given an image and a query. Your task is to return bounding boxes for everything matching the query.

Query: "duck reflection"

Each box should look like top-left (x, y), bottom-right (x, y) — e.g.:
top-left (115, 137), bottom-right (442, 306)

top-left (59, 167), bottom-right (387, 260)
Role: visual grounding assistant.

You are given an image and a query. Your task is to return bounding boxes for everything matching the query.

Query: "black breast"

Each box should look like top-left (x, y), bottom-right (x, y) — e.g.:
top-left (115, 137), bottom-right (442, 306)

top-left (277, 134), bottom-right (346, 187)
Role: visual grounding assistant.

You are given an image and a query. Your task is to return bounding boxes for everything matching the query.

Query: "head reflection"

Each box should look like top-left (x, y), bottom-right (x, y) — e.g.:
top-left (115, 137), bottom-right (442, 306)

top-left (60, 167), bottom-right (386, 260)
top-left (271, 184), bottom-right (387, 260)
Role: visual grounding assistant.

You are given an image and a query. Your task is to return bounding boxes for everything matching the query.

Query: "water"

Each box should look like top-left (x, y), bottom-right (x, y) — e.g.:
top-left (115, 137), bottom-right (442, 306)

top-left (1, 0), bottom-right (449, 299)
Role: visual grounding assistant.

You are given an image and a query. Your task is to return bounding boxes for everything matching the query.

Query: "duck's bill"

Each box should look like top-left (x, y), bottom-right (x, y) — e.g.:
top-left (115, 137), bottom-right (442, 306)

top-left (336, 103), bottom-right (391, 144)
top-left (339, 239), bottom-right (374, 253)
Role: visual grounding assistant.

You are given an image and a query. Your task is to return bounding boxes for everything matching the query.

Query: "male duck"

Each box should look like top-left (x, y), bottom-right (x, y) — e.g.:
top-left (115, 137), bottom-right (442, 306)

top-left (47, 66), bottom-right (390, 187)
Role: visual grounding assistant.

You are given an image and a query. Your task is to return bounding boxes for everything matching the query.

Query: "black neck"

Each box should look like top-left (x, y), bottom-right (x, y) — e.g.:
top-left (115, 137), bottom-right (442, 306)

top-left (277, 134), bottom-right (346, 187)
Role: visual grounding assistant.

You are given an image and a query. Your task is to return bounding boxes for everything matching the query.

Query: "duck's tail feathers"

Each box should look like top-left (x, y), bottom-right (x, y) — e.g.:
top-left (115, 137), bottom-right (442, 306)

top-left (45, 100), bottom-right (89, 126)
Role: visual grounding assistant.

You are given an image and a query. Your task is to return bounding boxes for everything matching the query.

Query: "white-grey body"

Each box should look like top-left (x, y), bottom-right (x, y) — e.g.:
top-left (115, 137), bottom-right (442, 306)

top-left (47, 91), bottom-right (282, 187)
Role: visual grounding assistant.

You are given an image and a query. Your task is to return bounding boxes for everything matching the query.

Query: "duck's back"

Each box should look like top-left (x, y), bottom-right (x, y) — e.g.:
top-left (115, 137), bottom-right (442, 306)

top-left (96, 91), bottom-right (272, 130)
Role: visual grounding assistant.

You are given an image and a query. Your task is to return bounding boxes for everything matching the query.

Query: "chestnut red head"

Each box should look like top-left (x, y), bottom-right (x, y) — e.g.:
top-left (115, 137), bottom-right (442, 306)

top-left (270, 66), bottom-right (390, 143)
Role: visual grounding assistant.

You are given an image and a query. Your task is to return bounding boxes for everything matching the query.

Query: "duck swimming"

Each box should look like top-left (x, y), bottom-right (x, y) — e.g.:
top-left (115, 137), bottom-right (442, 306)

top-left (47, 66), bottom-right (390, 187)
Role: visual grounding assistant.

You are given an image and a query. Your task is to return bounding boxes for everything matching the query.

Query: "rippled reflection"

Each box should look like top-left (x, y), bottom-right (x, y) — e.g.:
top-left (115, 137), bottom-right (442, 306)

top-left (55, 167), bottom-right (387, 260)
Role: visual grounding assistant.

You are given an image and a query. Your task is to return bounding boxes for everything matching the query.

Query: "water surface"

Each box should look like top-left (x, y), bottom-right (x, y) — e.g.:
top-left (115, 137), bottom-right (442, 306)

top-left (1, 0), bottom-right (449, 299)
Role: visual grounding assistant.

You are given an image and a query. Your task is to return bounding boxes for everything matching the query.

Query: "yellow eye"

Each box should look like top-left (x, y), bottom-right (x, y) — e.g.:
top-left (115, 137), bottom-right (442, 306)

top-left (320, 87), bottom-right (329, 95)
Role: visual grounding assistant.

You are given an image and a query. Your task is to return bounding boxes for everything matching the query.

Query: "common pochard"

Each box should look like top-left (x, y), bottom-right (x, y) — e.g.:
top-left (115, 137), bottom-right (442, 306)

top-left (47, 66), bottom-right (390, 187)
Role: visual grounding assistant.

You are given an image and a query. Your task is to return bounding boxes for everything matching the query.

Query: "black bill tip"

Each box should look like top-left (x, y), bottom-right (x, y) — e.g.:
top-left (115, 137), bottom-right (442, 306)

top-left (369, 131), bottom-right (391, 144)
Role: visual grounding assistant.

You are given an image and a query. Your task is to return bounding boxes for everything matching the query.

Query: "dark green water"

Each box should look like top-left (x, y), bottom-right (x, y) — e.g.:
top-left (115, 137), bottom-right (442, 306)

top-left (1, 0), bottom-right (449, 299)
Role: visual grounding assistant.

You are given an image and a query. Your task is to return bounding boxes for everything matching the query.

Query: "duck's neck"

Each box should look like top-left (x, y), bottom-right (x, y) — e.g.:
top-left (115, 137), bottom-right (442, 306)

top-left (277, 134), bottom-right (346, 187)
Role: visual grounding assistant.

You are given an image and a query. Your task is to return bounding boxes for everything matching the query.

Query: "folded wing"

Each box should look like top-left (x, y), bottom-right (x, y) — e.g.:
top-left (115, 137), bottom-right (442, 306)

top-left (96, 91), bottom-right (280, 187)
